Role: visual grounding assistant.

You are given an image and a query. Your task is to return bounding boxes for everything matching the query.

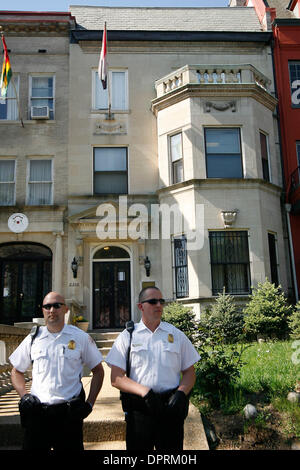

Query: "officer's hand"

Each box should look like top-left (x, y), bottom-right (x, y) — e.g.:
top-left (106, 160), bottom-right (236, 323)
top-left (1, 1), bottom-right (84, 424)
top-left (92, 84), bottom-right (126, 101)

top-left (19, 393), bottom-right (41, 413)
top-left (167, 390), bottom-right (189, 420)
top-left (69, 397), bottom-right (93, 420)
top-left (143, 389), bottom-right (163, 416)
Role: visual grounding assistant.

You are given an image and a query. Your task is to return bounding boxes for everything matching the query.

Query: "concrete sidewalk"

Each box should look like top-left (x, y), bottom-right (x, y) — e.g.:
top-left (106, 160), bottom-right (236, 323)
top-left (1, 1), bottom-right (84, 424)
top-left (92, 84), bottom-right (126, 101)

top-left (0, 363), bottom-right (209, 450)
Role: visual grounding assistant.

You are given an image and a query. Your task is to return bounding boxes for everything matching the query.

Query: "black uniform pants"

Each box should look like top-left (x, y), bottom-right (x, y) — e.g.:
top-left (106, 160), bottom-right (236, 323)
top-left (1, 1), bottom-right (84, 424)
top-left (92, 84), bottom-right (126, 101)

top-left (125, 410), bottom-right (185, 452)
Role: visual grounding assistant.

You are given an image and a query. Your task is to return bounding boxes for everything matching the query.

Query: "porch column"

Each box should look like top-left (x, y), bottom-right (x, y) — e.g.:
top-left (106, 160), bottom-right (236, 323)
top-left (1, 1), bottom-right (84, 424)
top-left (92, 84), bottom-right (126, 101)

top-left (53, 231), bottom-right (63, 293)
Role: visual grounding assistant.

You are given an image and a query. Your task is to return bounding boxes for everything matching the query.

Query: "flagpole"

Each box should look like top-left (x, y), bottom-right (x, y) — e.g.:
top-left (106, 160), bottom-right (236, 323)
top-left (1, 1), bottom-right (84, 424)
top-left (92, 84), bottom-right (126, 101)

top-left (104, 22), bottom-right (112, 120)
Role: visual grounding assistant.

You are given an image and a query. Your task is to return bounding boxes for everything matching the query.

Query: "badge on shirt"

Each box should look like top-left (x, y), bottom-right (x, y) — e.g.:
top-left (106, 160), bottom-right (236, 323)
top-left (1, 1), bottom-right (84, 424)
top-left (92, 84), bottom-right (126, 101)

top-left (68, 340), bottom-right (76, 350)
top-left (168, 334), bottom-right (174, 343)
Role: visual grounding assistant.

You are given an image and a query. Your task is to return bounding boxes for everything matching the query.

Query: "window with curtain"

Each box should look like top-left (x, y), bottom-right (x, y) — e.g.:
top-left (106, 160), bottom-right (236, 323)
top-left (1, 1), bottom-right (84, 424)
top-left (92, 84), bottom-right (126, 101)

top-left (94, 70), bottom-right (128, 111)
top-left (209, 231), bottom-right (251, 295)
top-left (94, 147), bottom-right (127, 194)
top-left (205, 128), bottom-right (243, 178)
top-left (28, 160), bottom-right (52, 205)
top-left (170, 133), bottom-right (184, 184)
top-left (173, 235), bottom-right (189, 298)
top-left (0, 160), bottom-right (15, 205)
top-left (260, 132), bottom-right (271, 182)
top-left (30, 76), bottom-right (54, 119)
top-left (0, 76), bottom-right (19, 120)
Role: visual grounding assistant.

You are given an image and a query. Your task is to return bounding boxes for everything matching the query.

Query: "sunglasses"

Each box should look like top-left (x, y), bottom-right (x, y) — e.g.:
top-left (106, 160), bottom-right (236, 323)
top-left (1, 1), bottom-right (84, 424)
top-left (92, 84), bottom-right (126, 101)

top-left (141, 298), bottom-right (165, 305)
top-left (42, 303), bottom-right (65, 310)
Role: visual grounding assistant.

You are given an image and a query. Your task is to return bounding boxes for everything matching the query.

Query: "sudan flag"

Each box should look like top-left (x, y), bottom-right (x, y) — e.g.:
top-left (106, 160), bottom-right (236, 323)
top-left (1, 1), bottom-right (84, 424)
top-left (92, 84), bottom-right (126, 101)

top-left (0, 34), bottom-right (12, 98)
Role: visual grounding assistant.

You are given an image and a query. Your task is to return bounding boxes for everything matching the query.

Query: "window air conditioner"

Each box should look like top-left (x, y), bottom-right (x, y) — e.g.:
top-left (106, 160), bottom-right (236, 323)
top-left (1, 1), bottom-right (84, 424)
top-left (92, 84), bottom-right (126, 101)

top-left (31, 106), bottom-right (50, 120)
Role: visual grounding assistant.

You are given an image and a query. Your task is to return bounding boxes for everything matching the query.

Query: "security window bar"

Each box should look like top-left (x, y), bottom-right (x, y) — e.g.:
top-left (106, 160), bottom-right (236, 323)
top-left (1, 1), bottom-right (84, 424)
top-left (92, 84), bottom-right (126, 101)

top-left (209, 231), bottom-right (251, 295)
top-left (260, 132), bottom-right (270, 182)
top-left (94, 147), bottom-right (128, 194)
top-left (205, 128), bottom-right (243, 178)
top-left (0, 76), bottom-right (19, 120)
top-left (28, 160), bottom-right (52, 205)
top-left (268, 233), bottom-right (279, 286)
top-left (30, 76), bottom-right (54, 119)
top-left (0, 160), bottom-right (15, 205)
top-left (170, 133), bottom-right (184, 184)
top-left (173, 235), bottom-right (189, 298)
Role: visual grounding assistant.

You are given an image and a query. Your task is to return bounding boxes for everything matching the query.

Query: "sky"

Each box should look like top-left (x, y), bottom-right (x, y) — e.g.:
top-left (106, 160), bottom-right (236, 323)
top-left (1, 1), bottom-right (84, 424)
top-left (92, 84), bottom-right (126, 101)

top-left (0, 0), bottom-right (229, 12)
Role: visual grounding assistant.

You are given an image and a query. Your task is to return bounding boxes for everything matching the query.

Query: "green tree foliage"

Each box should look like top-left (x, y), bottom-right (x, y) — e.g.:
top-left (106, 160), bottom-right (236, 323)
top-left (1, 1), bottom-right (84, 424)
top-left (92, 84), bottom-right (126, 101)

top-left (289, 301), bottom-right (300, 340)
top-left (243, 279), bottom-right (293, 340)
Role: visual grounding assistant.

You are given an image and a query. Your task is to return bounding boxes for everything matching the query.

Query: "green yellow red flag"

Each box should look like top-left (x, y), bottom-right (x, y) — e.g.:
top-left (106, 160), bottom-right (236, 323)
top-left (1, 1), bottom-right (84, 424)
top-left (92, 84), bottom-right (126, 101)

top-left (0, 34), bottom-right (12, 98)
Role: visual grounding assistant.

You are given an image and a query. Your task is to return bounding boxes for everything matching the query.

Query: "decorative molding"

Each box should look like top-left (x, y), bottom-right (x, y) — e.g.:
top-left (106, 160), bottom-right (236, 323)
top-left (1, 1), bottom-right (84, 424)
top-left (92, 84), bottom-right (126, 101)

top-left (94, 119), bottom-right (127, 135)
top-left (220, 209), bottom-right (239, 228)
top-left (205, 100), bottom-right (236, 112)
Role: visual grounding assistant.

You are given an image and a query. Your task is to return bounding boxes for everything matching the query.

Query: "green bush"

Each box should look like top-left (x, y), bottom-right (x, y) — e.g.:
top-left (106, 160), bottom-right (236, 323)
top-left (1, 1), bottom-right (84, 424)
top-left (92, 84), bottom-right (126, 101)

top-left (162, 302), bottom-right (197, 344)
top-left (201, 290), bottom-right (245, 344)
top-left (289, 302), bottom-right (300, 339)
top-left (243, 279), bottom-right (293, 340)
top-left (194, 292), bottom-right (247, 406)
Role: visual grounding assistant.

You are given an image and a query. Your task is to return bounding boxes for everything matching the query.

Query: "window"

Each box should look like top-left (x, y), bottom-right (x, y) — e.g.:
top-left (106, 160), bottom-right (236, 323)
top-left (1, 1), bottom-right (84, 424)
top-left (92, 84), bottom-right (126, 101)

top-left (209, 231), bottom-right (251, 295)
top-left (205, 128), bottom-right (243, 178)
top-left (0, 160), bottom-right (15, 205)
top-left (93, 69), bottom-right (128, 111)
top-left (170, 133), bottom-right (184, 184)
top-left (268, 233), bottom-right (279, 286)
top-left (289, 61), bottom-right (300, 108)
top-left (94, 147), bottom-right (127, 194)
top-left (30, 76), bottom-right (55, 119)
top-left (260, 132), bottom-right (270, 182)
top-left (27, 160), bottom-right (52, 205)
top-left (0, 76), bottom-right (19, 120)
top-left (173, 235), bottom-right (189, 298)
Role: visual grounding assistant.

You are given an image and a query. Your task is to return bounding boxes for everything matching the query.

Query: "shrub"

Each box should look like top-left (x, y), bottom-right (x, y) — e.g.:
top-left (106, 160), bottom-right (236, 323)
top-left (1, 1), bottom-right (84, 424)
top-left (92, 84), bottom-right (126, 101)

top-left (289, 302), bottom-right (300, 339)
top-left (202, 290), bottom-right (245, 344)
top-left (162, 302), bottom-right (197, 344)
top-left (243, 279), bottom-right (293, 340)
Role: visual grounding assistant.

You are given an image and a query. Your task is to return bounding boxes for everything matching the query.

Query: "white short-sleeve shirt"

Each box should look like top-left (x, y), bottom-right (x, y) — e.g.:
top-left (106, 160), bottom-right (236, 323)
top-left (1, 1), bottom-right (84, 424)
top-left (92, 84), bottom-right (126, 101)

top-left (9, 324), bottom-right (103, 404)
top-left (105, 320), bottom-right (200, 393)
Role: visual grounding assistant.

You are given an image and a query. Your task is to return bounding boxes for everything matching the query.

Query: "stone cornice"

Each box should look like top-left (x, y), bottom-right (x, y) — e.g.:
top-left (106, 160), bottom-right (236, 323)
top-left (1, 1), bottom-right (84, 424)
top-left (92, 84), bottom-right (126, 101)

top-left (151, 83), bottom-right (278, 114)
top-left (0, 22), bottom-right (71, 35)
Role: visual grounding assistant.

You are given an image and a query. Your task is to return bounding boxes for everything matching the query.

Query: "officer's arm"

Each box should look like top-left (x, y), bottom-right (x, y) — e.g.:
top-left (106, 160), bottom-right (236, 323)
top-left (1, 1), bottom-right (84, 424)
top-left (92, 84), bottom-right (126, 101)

top-left (111, 365), bottom-right (150, 397)
top-left (177, 365), bottom-right (196, 396)
top-left (86, 362), bottom-right (104, 407)
top-left (11, 367), bottom-right (27, 398)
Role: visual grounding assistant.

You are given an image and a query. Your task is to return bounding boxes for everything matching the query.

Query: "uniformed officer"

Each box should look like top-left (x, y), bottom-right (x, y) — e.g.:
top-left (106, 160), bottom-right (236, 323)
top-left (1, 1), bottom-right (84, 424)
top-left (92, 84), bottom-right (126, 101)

top-left (9, 291), bottom-right (104, 451)
top-left (105, 286), bottom-right (200, 451)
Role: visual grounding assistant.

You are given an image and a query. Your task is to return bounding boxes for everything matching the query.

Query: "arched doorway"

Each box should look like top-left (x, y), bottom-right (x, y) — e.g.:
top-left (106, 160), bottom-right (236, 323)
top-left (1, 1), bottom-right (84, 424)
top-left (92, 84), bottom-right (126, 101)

top-left (0, 242), bottom-right (52, 325)
top-left (93, 246), bottom-right (131, 329)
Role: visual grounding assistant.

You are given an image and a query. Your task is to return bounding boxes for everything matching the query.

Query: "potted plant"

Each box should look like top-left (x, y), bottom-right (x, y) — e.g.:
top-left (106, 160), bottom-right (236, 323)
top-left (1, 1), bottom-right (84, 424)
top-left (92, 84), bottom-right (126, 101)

top-left (74, 315), bottom-right (89, 332)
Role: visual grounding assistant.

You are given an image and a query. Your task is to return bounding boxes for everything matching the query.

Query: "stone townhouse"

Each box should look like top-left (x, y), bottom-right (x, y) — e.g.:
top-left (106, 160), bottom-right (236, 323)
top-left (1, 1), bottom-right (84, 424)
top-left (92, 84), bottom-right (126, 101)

top-left (0, 6), bottom-right (292, 329)
top-left (0, 11), bottom-right (75, 325)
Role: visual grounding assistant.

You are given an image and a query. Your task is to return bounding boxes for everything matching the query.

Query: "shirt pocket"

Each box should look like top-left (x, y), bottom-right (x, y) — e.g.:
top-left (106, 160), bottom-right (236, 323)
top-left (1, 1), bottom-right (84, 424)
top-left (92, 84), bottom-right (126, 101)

top-left (162, 342), bottom-right (181, 370)
top-left (130, 343), bottom-right (148, 369)
top-left (31, 349), bottom-right (48, 374)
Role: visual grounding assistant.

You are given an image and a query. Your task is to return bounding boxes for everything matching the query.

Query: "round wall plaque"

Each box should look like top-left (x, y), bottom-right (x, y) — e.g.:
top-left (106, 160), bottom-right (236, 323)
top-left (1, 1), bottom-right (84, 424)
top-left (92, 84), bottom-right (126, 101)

top-left (8, 213), bottom-right (29, 233)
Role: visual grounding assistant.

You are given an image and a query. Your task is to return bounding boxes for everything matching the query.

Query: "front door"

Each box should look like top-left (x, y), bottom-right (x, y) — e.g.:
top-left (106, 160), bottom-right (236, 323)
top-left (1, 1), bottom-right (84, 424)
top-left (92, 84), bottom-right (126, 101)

top-left (0, 243), bottom-right (52, 325)
top-left (93, 261), bottom-right (131, 329)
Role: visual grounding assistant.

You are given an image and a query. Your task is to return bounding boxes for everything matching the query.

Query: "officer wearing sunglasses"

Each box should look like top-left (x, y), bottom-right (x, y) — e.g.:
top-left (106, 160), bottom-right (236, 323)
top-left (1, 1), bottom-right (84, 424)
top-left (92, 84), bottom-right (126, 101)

top-left (106, 286), bottom-right (200, 451)
top-left (9, 291), bottom-right (104, 450)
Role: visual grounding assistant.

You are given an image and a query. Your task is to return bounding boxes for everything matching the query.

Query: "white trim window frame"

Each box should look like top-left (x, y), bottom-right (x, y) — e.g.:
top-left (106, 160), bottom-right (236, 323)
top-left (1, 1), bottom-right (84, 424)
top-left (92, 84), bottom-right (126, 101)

top-left (27, 158), bottom-right (53, 205)
top-left (92, 68), bottom-right (128, 112)
top-left (260, 131), bottom-right (271, 182)
top-left (169, 132), bottom-right (184, 184)
top-left (29, 75), bottom-right (55, 120)
top-left (0, 159), bottom-right (16, 205)
top-left (0, 75), bottom-right (19, 121)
